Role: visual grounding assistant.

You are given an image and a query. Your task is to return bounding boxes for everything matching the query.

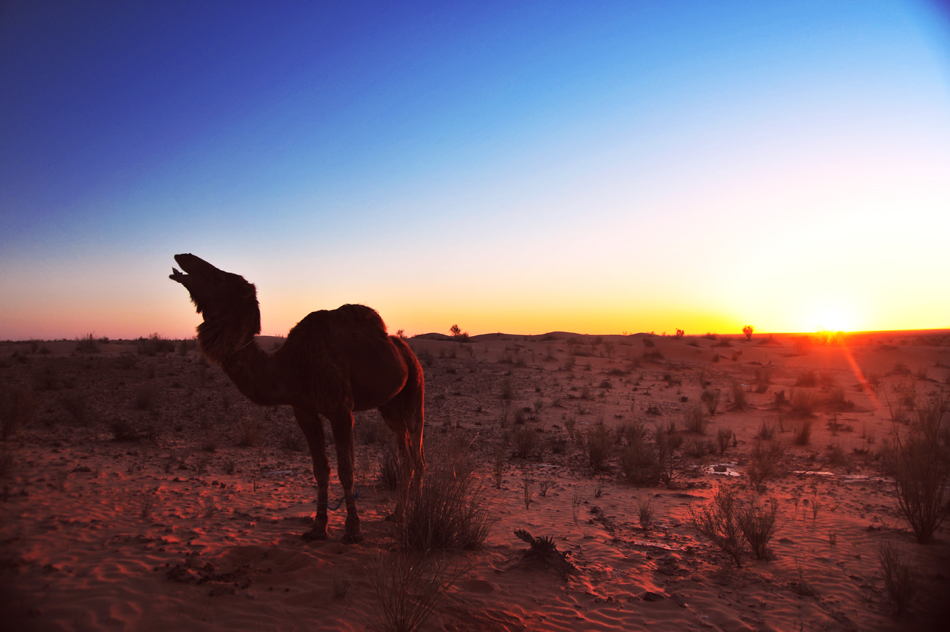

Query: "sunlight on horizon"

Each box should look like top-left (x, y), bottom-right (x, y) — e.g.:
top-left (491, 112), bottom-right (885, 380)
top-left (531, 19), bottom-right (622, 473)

top-left (0, 2), bottom-right (948, 341)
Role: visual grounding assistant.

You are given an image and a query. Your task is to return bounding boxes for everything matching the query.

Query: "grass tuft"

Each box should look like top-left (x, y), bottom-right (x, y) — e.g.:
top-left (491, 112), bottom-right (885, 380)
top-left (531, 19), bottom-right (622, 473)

top-left (701, 388), bottom-right (721, 415)
top-left (684, 405), bottom-right (707, 434)
top-left (368, 551), bottom-right (466, 632)
top-left (878, 542), bottom-right (919, 617)
top-left (585, 422), bottom-right (613, 472)
top-left (747, 439), bottom-right (784, 487)
top-left (399, 437), bottom-right (492, 552)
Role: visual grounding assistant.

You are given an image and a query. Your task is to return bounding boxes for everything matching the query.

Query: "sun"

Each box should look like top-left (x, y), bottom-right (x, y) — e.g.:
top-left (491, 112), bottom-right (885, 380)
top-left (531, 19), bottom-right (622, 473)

top-left (807, 302), bottom-right (854, 333)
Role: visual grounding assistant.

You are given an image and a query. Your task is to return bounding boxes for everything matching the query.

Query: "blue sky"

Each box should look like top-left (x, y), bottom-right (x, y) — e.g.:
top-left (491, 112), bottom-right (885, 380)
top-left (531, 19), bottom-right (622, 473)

top-left (2, 1), bottom-right (949, 340)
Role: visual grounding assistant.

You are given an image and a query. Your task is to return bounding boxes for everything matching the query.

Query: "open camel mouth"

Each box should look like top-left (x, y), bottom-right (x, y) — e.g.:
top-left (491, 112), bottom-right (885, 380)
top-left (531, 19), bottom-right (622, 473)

top-left (169, 253), bottom-right (216, 283)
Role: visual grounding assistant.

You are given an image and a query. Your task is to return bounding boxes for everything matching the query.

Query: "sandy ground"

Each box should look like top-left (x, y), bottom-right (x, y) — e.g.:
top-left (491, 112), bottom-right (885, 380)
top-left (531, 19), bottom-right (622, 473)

top-left (1, 330), bottom-right (949, 631)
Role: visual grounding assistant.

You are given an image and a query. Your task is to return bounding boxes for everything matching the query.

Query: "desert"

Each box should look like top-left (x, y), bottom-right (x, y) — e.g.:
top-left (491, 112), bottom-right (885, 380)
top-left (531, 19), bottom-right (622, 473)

top-left (1, 328), bottom-right (948, 631)
top-left (3, 3), bottom-right (949, 631)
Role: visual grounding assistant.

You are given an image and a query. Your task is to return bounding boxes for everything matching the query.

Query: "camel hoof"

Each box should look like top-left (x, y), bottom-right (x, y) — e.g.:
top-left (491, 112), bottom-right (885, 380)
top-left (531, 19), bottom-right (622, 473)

top-left (302, 528), bottom-right (328, 542)
top-left (341, 530), bottom-right (364, 544)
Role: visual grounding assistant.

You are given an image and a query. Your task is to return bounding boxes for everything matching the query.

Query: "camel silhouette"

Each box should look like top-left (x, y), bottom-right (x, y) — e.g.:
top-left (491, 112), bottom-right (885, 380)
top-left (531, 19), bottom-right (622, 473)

top-left (170, 254), bottom-right (425, 543)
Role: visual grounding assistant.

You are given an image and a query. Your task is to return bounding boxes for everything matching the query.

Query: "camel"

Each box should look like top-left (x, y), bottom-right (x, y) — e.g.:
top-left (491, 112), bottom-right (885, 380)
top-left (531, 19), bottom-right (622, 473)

top-left (169, 254), bottom-right (425, 544)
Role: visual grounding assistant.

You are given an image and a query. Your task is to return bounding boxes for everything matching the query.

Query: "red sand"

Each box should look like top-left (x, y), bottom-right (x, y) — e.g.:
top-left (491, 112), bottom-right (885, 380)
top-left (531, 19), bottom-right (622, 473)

top-left (1, 331), bottom-right (948, 631)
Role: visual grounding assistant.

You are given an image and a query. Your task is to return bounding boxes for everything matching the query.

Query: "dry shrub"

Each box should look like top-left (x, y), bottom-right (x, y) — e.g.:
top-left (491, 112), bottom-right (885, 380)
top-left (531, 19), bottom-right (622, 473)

top-left (795, 370), bottom-right (817, 387)
top-left (878, 542), bottom-right (919, 616)
top-left (511, 427), bottom-right (539, 459)
top-left (278, 426), bottom-right (306, 452)
top-left (684, 437), bottom-right (714, 458)
top-left (756, 421), bottom-right (776, 440)
top-left (585, 422), bottom-right (613, 472)
top-left (793, 418), bottom-right (813, 445)
top-left (618, 427), bottom-right (661, 486)
top-left (747, 439), bottom-right (784, 487)
top-left (826, 443), bottom-right (847, 467)
top-left (377, 441), bottom-right (402, 491)
top-left (817, 370), bottom-right (837, 391)
top-left (332, 577), bottom-right (351, 600)
top-left (615, 420), bottom-right (649, 447)
top-left (654, 425), bottom-right (683, 487)
top-left (134, 385), bottom-right (159, 411)
top-left (881, 394), bottom-right (949, 544)
top-left (140, 487), bottom-right (158, 519)
top-left (59, 392), bottom-right (89, 426)
top-left (825, 388), bottom-right (855, 412)
top-left (368, 551), bottom-right (466, 632)
top-left (399, 437), bottom-right (492, 552)
top-left (75, 333), bottom-right (100, 354)
top-left (116, 353), bottom-right (137, 370)
top-left (636, 497), bottom-right (655, 529)
top-left (689, 485), bottom-right (745, 567)
top-left (499, 377), bottom-right (515, 402)
top-left (738, 496), bottom-right (779, 559)
top-left (0, 386), bottom-right (37, 439)
top-left (772, 390), bottom-right (787, 408)
top-left (701, 388), bottom-right (721, 415)
top-left (513, 408), bottom-right (527, 425)
top-left (33, 365), bottom-right (59, 391)
top-left (730, 380), bottom-right (749, 411)
top-left (109, 417), bottom-right (140, 442)
top-left (564, 416), bottom-right (577, 442)
top-left (137, 334), bottom-right (175, 356)
top-left (716, 427), bottom-right (733, 456)
top-left (684, 405), bottom-right (707, 434)
top-left (789, 389), bottom-right (818, 417)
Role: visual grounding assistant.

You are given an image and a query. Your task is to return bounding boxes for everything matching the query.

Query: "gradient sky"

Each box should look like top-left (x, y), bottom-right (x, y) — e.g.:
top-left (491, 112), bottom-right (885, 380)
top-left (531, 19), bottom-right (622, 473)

top-left (2, 1), bottom-right (949, 341)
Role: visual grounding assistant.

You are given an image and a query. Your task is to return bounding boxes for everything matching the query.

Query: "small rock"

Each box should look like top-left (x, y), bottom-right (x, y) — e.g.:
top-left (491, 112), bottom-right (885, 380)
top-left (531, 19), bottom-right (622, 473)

top-left (642, 591), bottom-right (665, 602)
top-left (672, 593), bottom-right (688, 608)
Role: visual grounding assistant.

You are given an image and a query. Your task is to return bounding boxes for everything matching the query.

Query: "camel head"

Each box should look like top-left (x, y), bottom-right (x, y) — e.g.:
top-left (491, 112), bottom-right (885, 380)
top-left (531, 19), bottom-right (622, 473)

top-left (170, 254), bottom-right (261, 361)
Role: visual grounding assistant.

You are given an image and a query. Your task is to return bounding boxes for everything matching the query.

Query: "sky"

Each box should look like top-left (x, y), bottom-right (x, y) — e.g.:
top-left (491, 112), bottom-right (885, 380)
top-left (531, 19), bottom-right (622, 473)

top-left (1, 0), bottom-right (949, 340)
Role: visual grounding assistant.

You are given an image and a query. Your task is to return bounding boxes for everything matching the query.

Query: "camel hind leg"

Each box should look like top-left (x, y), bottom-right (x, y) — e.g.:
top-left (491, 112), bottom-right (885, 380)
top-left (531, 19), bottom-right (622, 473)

top-left (293, 407), bottom-right (331, 541)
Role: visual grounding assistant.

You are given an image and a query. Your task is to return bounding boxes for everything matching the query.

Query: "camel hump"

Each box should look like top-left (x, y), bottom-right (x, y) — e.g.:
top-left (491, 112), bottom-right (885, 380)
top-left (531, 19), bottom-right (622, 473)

top-left (289, 305), bottom-right (390, 346)
top-left (334, 304), bottom-right (388, 333)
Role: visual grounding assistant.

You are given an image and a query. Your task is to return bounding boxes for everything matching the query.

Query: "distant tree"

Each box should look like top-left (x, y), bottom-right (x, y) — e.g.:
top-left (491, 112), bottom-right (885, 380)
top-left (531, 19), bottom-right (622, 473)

top-left (743, 325), bottom-right (754, 341)
top-left (450, 324), bottom-right (469, 342)
top-left (396, 329), bottom-right (406, 339)
top-left (675, 329), bottom-right (685, 339)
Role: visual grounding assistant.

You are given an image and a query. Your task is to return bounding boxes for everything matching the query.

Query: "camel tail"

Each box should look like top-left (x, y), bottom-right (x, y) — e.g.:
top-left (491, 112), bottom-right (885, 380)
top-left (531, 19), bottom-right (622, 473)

top-left (386, 336), bottom-right (426, 474)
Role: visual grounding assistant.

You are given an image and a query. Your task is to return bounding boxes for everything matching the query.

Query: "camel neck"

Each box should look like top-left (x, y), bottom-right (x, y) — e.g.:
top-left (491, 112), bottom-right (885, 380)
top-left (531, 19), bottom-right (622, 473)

top-left (218, 339), bottom-right (291, 407)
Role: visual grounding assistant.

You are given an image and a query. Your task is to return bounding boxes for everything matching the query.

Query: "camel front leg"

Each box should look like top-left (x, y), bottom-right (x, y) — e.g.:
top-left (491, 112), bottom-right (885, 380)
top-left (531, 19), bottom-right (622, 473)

top-left (294, 407), bottom-right (330, 541)
top-left (328, 410), bottom-right (363, 544)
